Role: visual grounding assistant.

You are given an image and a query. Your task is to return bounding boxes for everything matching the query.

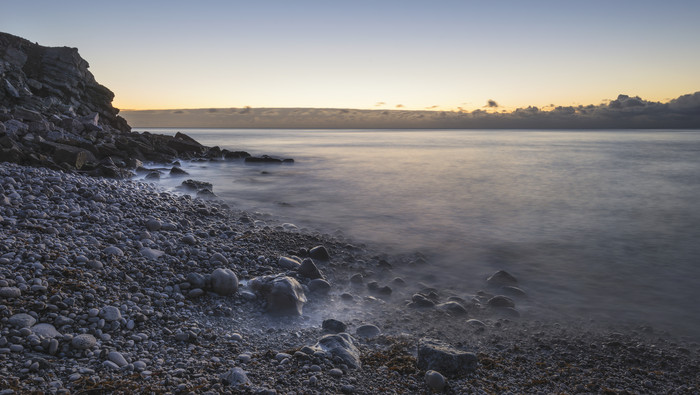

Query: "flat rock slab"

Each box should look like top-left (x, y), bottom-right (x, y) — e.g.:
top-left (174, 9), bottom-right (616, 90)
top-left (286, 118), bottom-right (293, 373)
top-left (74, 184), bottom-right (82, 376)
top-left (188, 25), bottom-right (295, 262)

top-left (417, 337), bottom-right (477, 377)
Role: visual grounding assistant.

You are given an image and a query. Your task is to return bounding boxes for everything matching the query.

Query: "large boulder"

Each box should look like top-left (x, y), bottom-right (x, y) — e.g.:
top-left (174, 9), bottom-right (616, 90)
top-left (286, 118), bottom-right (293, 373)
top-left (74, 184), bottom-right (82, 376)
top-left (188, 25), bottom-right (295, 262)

top-left (250, 275), bottom-right (307, 316)
top-left (417, 338), bottom-right (478, 377)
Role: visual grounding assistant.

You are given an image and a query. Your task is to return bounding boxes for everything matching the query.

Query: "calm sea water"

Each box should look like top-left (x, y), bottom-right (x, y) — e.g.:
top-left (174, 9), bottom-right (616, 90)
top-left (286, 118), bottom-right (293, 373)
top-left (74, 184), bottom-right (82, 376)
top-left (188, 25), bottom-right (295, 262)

top-left (135, 128), bottom-right (700, 337)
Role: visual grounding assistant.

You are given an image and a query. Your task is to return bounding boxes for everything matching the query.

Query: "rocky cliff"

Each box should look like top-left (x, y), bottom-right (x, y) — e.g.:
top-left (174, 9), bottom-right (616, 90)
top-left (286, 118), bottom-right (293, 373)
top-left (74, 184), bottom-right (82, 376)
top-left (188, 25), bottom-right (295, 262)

top-left (0, 32), bottom-right (213, 177)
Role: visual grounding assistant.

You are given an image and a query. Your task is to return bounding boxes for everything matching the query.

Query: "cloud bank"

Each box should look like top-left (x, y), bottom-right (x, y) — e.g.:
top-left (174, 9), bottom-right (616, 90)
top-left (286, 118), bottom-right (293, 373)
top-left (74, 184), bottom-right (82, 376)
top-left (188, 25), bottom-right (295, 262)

top-left (122, 92), bottom-right (700, 129)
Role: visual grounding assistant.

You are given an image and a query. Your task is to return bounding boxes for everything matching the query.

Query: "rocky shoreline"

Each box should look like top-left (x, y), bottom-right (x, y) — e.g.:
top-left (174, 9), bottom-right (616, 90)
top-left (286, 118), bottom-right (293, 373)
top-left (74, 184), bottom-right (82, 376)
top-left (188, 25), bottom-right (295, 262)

top-left (2, 31), bottom-right (699, 394)
top-left (0, 161), bottom-right (698, 394)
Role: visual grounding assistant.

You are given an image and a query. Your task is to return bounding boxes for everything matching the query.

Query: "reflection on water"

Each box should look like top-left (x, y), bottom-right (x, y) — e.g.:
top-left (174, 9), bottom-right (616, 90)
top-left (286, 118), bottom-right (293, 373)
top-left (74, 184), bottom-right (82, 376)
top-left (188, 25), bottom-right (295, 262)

top-left (135, 128), bottom-right (700, 338)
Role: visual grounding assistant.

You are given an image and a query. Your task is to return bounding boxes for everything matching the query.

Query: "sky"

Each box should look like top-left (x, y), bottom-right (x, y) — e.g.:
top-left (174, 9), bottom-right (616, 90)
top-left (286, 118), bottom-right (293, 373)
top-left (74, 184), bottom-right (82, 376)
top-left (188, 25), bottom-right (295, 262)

top-left (2, 0), bottom-right (700, 112)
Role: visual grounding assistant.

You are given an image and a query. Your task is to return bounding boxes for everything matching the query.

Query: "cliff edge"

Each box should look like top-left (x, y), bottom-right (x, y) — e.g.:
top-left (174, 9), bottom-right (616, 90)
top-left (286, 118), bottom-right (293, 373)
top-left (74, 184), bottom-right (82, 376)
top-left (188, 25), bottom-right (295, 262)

top-left (0, 32), bottom-right (210, 177)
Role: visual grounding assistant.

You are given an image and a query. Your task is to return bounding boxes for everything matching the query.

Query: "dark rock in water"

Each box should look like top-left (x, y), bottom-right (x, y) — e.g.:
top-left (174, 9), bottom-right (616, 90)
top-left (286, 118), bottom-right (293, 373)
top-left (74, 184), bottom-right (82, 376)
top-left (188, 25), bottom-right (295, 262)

top-left (245, 155), bottom-right (293, 164)
top-left (278, 256), bottom-right (301, 270)
top-left (492, 306), bottom-right (520, 319)
top-left (311, 333), bottom-right (361, 369)
top-left (308, 278), bottom-right (331, 294)
top-left (197, 189), bottom-right (216, 198)
top-left (181, 179), bottom-right (213, 191)
top-left (250, 275), bottom-right (307, 316)
top-left (322, 319), bottom-right (347, 334)
top-left (437, 301), bottom-right (468, 315)
top-left (417, 338), bottom-right (478, 377)
top-left (223, 150), bottom-right (251, 159)
top-left (355, 324), bottom-right (381, 338)
top-left (145, 171), bottom-right (161, 180)
top-left (410, 293), bottom-right (436, 308)
top-left (297, 258), bottom-right (323, 279)
top-left (487, 295), bottom-right (515, 308)
top-left (309, 245), bottom-right (330, 261)
top-left (350, 273), bottom-right (363, 285)
top-left (486, 270), bottom-right (518, 287)
top-left (501, 285), bottom-right (527, 298)
top-left (170, 166), bottom-right (188, 175)
top-left (391, 277), bottom-right (406, 287)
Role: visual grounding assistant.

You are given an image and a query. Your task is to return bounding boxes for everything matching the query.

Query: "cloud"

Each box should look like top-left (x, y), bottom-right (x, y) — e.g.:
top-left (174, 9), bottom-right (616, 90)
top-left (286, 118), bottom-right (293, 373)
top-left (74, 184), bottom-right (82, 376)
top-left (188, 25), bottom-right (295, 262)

top-left (486, 99), bottom-right (499, 108)
top-left (121, 92), bottom-right (700, 129)
top-left (375, 102), bottom-right (386, 107)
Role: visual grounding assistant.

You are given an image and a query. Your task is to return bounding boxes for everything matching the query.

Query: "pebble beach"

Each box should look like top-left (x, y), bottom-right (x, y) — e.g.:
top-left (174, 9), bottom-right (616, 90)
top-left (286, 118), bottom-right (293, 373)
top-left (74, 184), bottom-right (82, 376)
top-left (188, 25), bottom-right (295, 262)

top-left (1, 161), bottom-right (699, 394)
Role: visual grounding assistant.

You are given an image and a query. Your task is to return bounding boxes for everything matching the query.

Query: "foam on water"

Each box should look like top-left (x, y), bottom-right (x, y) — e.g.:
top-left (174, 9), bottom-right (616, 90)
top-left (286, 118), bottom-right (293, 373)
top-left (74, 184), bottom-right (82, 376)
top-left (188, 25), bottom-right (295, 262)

top-left (136, 128), bottom-right (700, 338)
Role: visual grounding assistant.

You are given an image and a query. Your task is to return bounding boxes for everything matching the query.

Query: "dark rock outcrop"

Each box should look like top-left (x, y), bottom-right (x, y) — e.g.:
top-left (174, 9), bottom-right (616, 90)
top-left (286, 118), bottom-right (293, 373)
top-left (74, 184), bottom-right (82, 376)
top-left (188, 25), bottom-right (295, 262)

top-left (1, 32), bottom-right (292, 177)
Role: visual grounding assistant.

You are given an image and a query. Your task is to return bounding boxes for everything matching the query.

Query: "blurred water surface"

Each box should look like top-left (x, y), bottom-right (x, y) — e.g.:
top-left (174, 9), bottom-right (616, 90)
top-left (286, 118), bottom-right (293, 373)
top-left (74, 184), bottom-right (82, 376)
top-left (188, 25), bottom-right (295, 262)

top-left (136, 128), bottom-right (700, 337)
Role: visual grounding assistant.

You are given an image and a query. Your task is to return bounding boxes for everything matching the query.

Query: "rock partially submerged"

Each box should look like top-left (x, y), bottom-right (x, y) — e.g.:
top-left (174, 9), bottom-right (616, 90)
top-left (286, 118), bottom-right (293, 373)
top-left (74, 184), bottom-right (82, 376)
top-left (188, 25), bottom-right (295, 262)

top-left (250, 274), bottom-right (307, 315)
top-left (310, 333), bottom-right (362, 369)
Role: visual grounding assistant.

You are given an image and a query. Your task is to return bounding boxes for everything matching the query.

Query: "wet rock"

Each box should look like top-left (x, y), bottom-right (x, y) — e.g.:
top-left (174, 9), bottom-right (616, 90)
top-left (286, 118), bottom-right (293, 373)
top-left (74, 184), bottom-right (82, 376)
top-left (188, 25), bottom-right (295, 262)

top-left (278, 256), bottom-right (301, 270)
top-left (487, 295), bottom-right (515, 308)
top-left (501, 285), bottom-right (527, 298)
top-left (170, 167), bottom-right (188, 175)
top-left (145, 218), bottom-right (162, 231)
top-left (309, 245), bottom-right (330, 261)
top-left (181, 179), bottom-right (213, 191)
top-left (417, 338), bottom-right (478, 377)
top-left (140, 247), bottom-right (165, 260)
top-left (322, 319), bottom-right (347, 334)
top-left (297, 258), bottom-right (323, 279)
top-left (308, 278), bottom-right (331, 294)
top-left (410, 293), bottom-right (436, 308)
top-left (250, 275), bottom-right (307, 315)
top-left (437, 301), bottom-right (468, 315)
top-left (486, 270), bottom-right (518, 287)
top-left (311, 333), bottom-right (361, 369)
top-left (187, 273), bottom-right (207, 289)
top-left (211, 268), bottom-right (239, 296)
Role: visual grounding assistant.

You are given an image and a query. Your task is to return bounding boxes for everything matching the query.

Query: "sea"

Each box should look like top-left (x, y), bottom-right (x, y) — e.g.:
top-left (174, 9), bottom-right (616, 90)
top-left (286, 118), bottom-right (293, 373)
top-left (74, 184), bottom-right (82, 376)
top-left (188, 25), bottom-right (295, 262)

top-left (134, 128), bottom-right (700, 338)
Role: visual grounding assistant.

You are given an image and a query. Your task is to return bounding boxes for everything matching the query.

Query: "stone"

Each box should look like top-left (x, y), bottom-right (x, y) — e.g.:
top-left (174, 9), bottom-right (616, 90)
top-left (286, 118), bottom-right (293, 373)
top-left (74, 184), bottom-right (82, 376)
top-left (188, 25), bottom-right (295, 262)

top-left (417, 338), bottom-right (477, 377)
top-left (425, 370), bottom-right (447, 391)
top-left (186, 273), bottom-right (206, 289)
top-left (170, 167), bottom-right (188, 175)
top-left (410, 293), bottom-right (436, 308)
top-left (322, 319), bottom-right (347, 334)
top-left (309, 245), bottom-right (330, 261)
top-left (103, 246), bottom-right (124, 256)
top-left (355, 324), bottom-right (381, 338)
top-left (211, 252), bottom-right (228, 265)
top-left (181, 179), bottom-right (212, 191)
top-left (210, 268), bottom-right (238, 296)
top-left (486, 270), bottom-right (518, 287)
top-left (145, 218), bottom-right (162, 231)
top-left (0, 286), bottom-right (21, 298)
top-left (487, 295), bottom-right (515, 308)
top-left (31, 323), bottom-right (60, 338)
top-left (71, 334), bottom-right (97, 350)
top-left (312, 333), bottom-right (361, 369)
top-left (101, 306), bottom-right (122, 321)
top-left (9, 313), bottom-right (36, 328)
top-left (437, 301), bottom-right (468, 315)
top-left (108, 351), bottom-right (128, 367)
top-left (181, 234), bottom-right (197, 245)
top-left (278, 256), bottom-right (301, 270)
top-left (297, 258), bottom-right (323, 279)
top-left (501, 285), bottom-right (527, 298)
top-left (220, 367), bottom-right (250, 387)
top-left (250, 275), bottom-right (307, 316)
top-left (308, 278), bottom-right (331, 294)
top-left (329, 368), bottom-right (343, 377)
top-left (140, 247), bottom-right (165, 260)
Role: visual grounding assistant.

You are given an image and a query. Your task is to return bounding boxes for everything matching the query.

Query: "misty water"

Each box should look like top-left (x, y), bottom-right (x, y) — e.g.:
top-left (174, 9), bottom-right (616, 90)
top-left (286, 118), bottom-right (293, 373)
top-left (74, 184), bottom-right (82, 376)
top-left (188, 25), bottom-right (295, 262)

top-left (135, 128), bottom-right (700, 338)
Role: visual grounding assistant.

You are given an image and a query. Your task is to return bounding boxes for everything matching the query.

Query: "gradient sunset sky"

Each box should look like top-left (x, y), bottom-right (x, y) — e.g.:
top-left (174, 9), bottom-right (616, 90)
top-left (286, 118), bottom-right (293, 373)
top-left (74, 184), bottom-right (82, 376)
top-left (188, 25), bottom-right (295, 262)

top-left (2, 0), bottom-right (699, 112)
